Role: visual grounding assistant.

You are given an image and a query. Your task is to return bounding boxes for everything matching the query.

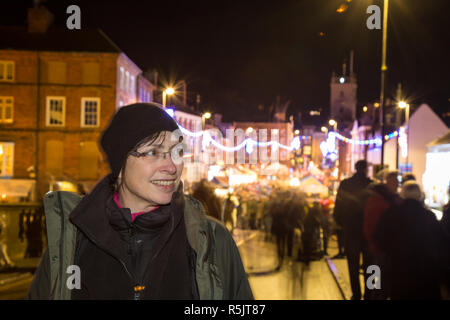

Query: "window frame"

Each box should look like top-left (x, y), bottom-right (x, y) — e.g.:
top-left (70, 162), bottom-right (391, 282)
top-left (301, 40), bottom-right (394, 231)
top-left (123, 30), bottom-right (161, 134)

top-left (0, 142), bottom-right (14, 177)
top-left (120, 67), bottom-right (125, 89)
top-left (0, 96), bottom-right (14, 123)
top-left (46, 96), bottom-right (66, 127)
top-left (130, 75), bottom-right (135, 95)
top-left (125, 71), bottom-right (130, 92)
top-left (80, 97), bottom-right (101, 128)
top-left (0, 60), bottom-right (15, 82)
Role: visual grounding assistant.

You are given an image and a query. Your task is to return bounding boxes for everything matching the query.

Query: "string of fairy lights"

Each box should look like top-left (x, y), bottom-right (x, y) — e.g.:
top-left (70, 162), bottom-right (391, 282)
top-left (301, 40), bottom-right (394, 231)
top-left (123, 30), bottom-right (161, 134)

top-left (177, 122), bottom-right (403, 153)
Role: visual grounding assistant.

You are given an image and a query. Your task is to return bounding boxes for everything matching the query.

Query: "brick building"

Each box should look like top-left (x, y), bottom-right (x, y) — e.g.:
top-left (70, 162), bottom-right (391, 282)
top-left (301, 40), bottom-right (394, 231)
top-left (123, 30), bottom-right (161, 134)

top-left (0, 7), bottom-right (155, 201)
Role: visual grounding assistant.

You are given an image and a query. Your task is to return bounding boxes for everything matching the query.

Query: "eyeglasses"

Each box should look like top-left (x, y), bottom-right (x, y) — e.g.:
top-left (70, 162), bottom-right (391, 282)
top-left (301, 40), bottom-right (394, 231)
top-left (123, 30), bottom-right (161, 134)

top-left (129, 147), bottom-right (184, 161)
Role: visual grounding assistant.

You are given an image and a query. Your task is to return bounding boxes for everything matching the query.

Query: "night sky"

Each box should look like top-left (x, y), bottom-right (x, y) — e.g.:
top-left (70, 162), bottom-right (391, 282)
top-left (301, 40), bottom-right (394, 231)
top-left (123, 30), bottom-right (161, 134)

top-left (3, 0), bottom-right (450, 126)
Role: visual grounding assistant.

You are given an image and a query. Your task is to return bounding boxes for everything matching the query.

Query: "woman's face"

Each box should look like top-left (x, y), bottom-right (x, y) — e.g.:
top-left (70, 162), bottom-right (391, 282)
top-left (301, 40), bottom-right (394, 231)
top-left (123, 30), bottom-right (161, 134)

top-left (119, 131), bottom-right (184, 211)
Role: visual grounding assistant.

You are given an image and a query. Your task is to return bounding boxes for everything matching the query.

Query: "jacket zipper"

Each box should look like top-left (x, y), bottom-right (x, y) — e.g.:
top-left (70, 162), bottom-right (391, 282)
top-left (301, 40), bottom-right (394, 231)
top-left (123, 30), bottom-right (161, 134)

top-left (129, 224), bottom-right (145, 300)
top-left (82, 229), bottom-right (135, 295)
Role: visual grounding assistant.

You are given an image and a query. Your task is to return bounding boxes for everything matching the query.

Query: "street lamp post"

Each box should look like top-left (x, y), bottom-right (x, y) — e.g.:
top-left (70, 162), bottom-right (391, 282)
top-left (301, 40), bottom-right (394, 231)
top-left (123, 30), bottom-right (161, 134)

top-left (380, 0), bottom-right (389, 168)
top-left (329, 119), bottom-right (337, 132)
top-left (162, 87), bottom-right (175, 108)
top-left (202, 112), bottom-right (211, 130)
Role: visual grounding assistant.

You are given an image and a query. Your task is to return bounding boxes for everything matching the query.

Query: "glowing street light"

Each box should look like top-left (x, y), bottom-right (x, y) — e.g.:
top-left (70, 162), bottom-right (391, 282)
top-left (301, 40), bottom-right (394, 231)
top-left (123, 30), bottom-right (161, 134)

top-left (294, 129), bottom-right (300, 135)
top-left (329, 119), bottom-right (337, 132)
top-left (162, 87), bottom-right (175, 108)
top-left (321, 126), bottom-right (328, 133)
top-left (202, 112), bottom-right (212, 129)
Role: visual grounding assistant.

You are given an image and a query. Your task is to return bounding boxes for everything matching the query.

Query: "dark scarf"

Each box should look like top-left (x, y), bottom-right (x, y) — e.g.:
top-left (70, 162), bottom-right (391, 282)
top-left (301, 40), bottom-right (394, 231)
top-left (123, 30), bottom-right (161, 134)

top-left (70, 174), bottom-right (198, 299)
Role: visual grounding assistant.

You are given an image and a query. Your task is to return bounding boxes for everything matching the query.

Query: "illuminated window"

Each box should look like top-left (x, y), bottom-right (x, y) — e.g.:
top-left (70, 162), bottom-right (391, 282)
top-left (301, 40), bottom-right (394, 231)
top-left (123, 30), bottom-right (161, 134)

top-left (46, 97), bottom-right (65, 126)
top-left (0, 61), bottom-right (15, 82)
top-left (130, 76), bottom-right (135, 95)
top-left (0, 97), bottom-right (14, 123)
top-left (120, 67), bottom-right (124, 89)
top-left (0, 142), bottom-right (14, 177)
top-left (81, 97), bottom-right (100, 127)
top-left (125, 71), bottom-right (129, 92)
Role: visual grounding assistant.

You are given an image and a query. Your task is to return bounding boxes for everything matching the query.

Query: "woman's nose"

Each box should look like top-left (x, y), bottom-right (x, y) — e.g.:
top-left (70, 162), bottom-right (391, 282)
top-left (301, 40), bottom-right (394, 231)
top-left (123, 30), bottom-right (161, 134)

top-left (158, 155), bottom-right (177, 174)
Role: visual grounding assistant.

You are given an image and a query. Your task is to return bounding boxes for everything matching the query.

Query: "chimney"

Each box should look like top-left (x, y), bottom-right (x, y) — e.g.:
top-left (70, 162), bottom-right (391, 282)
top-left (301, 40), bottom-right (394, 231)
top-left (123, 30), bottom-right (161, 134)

top-left (27, 2), bottom-right (54, 34)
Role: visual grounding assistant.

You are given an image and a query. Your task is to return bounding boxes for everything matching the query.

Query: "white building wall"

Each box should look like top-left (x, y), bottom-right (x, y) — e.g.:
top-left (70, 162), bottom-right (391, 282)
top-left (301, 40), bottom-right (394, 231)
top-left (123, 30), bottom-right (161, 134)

top-left (408, 104), bottom-right (448, 188)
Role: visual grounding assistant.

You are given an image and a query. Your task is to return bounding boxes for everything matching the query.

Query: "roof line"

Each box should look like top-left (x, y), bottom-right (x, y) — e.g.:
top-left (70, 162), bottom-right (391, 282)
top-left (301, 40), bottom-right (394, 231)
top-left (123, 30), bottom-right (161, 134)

top-left (97, 28), bottom-right (122, 53)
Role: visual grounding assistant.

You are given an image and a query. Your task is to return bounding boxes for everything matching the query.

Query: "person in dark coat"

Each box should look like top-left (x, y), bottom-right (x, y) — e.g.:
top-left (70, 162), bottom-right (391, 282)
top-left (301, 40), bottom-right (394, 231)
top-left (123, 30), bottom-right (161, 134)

top-left (374, 181), bottom-right (449, 299)
top-left (334, 160), bottom-right (372, 300)
top-left (441, 185), bottom-right (450, 298)
top-left (192, 179), bottom-right (222, 221)
top-left (24, 209), bottom-right (33, 258)
top-left (18, 209), bottom-right (26, 243)
top-left (27, 103), bottom-right (252, 300)
top-left (363, 172), bottom-right (401, 300)
top-left (301, 201), bottom-right (323, 265)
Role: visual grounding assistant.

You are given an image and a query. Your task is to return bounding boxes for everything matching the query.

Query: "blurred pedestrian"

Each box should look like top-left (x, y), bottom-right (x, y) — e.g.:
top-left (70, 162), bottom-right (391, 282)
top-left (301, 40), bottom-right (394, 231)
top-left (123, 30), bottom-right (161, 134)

top-left (192, 179), bottom-right (222, 221)
top-left (333, 160), bottom-right (372, 300)
top-left (401, 173), bottom-right (416, 186)
top-left (18, 209), bottom-right (26, 243)
top-left (320, 199), bottom-right (332, 256)
top-left (301, 201), bottom-right (323, 266)
top-left (271, 195), bottom-right (288, 264)
top-left (0, 213), bottom-right (15, 269)
top-left (374, 181), bottom-right (449, 299)
top-left (363, 171), bottom-right (401, 300)
top-left (24, 209), bottom-right (33, 258)
top-left (439, 184), bottom-right (450, 298)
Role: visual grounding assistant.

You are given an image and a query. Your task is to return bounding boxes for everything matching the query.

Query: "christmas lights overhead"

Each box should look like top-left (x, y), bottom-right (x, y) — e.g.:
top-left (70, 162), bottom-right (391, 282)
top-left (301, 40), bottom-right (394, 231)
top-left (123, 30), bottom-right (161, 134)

top-left (178, 125), bottom-right (305, 152)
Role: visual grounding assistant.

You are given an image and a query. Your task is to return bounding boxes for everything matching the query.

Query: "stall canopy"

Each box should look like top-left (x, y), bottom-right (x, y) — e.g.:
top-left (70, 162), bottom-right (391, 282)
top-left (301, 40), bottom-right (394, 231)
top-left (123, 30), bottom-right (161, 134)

top-left (299, 175), bottom-right (328, 196)
top-left (260, 163), bottom-right (289, 175)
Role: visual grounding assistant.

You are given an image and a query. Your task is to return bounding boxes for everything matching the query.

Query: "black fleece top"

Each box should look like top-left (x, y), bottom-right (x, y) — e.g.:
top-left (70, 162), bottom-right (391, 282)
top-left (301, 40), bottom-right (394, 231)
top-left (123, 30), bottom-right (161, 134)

top-left (69, 175), bottom-right (199, 300)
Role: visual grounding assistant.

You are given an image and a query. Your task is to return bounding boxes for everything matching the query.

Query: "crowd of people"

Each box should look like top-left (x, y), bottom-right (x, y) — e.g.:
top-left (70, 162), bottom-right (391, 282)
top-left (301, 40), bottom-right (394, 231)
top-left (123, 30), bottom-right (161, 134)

top-left (191, 162), bottom-right (450, 300)
top-left (190, 180), bottom-right (334, 268)
top-left (334, 160), bottom-right (450, 300)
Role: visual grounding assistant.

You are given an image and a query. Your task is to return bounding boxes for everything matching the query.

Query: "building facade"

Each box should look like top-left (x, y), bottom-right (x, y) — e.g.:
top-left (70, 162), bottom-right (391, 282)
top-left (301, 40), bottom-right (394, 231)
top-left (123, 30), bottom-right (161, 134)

top-left (0, 8), bottom-right (155, 201)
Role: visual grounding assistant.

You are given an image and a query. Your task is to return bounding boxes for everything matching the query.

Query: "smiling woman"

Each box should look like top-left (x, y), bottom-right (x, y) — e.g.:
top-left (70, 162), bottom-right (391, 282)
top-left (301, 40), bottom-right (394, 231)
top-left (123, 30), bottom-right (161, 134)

top-left (26, 103), bottom-right (253, 300)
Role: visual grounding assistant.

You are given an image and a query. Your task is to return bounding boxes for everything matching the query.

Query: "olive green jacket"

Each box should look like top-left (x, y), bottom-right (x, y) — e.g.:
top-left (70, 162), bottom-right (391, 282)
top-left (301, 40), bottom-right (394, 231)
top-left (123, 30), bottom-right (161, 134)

top-left (26, 191), bottom-right (253, 300)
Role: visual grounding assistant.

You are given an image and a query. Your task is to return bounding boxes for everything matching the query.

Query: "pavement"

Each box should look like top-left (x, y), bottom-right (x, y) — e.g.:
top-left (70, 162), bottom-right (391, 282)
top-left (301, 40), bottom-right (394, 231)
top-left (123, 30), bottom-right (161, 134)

top-left (0, 257), bottom-right (39, 284)
top-left (234, 229), bottom-right (348, 300)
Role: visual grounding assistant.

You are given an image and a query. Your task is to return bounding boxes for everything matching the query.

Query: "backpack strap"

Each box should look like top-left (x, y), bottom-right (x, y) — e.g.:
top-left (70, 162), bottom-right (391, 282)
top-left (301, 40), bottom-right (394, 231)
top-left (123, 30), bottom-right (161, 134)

top-left (43, 191), bottom-right (82, 300)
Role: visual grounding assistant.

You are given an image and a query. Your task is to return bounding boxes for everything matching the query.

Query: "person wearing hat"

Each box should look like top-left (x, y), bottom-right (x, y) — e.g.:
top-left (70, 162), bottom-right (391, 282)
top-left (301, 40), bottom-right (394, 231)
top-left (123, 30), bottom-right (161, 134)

top-left (26, 103), bottom-right (253, 300)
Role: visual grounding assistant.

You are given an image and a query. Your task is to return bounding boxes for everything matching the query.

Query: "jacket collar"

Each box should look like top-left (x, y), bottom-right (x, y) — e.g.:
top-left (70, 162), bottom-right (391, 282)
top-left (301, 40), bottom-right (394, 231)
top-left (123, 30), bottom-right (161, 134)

top-left (69, 174), bottom-right (185, 259)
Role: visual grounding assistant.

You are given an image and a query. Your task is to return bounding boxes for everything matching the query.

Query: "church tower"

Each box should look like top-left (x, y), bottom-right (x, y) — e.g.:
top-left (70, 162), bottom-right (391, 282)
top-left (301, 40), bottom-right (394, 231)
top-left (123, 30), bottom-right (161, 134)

top-left (330, 50), bottom-right (357, 128)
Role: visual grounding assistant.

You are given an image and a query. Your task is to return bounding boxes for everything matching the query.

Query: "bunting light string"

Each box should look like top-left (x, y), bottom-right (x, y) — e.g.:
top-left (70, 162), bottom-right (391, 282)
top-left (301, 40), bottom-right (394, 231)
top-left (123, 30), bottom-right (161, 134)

top-left (177, 125), bottom-right (304, 152)
top-left (177, 123), bottom-right (401, 153)
top-left (331, 128), bottom-right (402, 146)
